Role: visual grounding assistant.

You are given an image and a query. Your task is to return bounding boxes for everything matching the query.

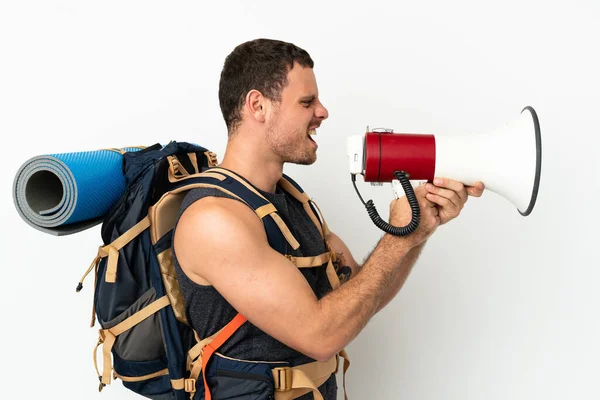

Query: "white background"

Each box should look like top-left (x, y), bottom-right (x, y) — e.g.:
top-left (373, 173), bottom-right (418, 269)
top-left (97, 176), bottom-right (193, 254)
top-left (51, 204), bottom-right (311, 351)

top-left (1, 1), bottom-right (599, 399)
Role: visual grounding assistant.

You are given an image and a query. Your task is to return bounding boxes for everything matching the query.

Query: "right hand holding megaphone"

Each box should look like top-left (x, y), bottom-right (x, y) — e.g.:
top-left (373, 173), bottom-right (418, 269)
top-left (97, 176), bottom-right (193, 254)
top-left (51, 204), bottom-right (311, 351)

top-left (389, 177), bottom-right (485, 247)
top-left (423, 177), bottom-right (485, 226)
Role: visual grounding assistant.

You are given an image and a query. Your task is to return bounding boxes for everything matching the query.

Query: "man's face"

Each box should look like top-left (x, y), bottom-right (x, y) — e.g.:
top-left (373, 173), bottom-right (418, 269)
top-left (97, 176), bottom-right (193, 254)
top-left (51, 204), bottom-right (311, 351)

top-left (265, 63), bottom-right (329, 165)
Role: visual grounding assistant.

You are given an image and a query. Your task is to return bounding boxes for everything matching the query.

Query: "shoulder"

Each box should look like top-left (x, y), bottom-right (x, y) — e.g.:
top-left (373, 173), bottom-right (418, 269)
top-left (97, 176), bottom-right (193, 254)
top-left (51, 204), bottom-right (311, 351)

top-left (173, 196), bottom-right (270, 278)
top-left (176, 195), bottom-right (267, 247)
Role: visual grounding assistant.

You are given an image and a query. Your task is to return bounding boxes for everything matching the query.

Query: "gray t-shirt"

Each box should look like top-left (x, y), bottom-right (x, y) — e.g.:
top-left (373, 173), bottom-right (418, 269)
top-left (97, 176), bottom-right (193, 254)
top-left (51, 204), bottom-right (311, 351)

top-left (172, 184), bottom-right (337, 399)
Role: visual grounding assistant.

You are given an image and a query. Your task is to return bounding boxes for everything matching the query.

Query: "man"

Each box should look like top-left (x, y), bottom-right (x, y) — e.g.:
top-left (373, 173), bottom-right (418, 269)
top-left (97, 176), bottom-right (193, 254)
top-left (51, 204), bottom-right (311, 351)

top-left (172, 38), bottom-right (484, 399)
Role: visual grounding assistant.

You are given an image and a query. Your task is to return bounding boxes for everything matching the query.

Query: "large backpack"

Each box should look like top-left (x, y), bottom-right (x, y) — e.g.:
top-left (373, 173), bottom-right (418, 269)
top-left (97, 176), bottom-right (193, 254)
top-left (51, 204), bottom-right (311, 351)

top-left (76, 141), bottom-right (349, 400)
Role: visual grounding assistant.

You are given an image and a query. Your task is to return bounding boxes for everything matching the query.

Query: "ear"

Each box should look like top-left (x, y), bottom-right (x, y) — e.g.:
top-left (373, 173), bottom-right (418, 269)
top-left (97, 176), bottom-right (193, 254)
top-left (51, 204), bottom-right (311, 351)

top-left (245, 89), bottom-right (267, 123)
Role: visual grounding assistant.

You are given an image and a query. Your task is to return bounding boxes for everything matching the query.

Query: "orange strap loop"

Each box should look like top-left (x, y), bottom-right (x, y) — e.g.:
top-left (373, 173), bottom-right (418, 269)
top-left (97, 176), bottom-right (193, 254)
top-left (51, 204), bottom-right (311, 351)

top-left (197, 313), bottom-right (247, 400)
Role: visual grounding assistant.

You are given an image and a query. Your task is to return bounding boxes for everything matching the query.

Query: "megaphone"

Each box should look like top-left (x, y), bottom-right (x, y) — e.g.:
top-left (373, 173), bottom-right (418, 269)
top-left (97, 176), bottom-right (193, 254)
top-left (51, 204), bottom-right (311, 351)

top-left (346, 106), bottom-right (542, 236)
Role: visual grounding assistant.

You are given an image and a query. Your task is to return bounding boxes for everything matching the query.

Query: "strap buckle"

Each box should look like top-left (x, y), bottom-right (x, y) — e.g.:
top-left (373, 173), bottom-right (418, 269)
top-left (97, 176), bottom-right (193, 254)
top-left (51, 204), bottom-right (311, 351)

top-left (184, 378), bottom-right (196, 393)
top-left (168, 155), bottom-right (189, 179)
top-left (273, 366), bottom-right (292, 392)
top-left (204, 151), bottom-right (218, 167)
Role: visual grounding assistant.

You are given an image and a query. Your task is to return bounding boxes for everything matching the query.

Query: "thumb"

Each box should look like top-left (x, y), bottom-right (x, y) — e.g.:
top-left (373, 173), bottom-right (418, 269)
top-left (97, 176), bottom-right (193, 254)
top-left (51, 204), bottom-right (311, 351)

top-left (466, 182), bottom-right (485, 197)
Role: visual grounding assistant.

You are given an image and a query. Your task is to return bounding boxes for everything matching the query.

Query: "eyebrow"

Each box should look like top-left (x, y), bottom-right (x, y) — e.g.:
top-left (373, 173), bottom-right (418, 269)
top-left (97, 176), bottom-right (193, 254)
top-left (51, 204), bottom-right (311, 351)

top-left (299, 95), bottom-right (316, 102)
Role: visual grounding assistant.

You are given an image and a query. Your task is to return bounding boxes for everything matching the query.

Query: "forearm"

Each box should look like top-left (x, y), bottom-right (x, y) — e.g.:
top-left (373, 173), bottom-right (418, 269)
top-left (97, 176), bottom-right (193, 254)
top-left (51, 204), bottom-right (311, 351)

top-left (375, 241), bottom-right (426, 313)
top-left (312, 234), bottom-right (411, 359)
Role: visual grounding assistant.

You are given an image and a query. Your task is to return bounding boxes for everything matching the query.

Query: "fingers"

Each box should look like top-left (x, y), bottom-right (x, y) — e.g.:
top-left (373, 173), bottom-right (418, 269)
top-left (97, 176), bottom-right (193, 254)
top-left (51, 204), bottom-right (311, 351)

top-left (422, 199), bottom-right (441, 229)
top-left (425, 192), bottom-right (454, 212)
top-left (415, 185), bottom-right (437, 208)
top-left (425, 183), bottom-right (464, 210)
top-left (425, 179), bottom-right (466, 216)
top-left (428, 178), bottom-right (485, 200)
top-left (425, 178), bottom-right (470, 225)
top-left (432, 178), bottom-right (467, 201)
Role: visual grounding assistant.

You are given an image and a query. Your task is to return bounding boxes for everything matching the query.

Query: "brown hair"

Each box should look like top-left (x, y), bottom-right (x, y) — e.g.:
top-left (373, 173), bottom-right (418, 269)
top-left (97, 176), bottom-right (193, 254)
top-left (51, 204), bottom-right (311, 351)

top-left (219, 38), bottom-right (314, 135)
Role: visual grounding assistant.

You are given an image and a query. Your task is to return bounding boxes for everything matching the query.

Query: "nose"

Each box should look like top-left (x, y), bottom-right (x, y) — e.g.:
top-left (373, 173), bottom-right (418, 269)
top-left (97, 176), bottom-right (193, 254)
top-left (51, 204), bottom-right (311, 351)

top-left (316, 101), bottom-right (329, 121)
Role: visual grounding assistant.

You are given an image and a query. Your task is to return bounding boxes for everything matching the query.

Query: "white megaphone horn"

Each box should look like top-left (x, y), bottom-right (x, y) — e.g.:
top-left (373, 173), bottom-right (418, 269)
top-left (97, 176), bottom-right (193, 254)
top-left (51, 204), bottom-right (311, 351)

top-left (346, 106), bottom-right (542, 236)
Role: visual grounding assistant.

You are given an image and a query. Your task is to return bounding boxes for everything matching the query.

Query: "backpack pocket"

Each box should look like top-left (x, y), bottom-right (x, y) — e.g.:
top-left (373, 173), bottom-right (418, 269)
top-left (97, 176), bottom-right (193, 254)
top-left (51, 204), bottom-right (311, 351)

top-left (97, 287), bottom-right (174, 398)
top-left (113, 355), bottom-right (172, 399)
top-left (204, 354), bottom-right (283, 400)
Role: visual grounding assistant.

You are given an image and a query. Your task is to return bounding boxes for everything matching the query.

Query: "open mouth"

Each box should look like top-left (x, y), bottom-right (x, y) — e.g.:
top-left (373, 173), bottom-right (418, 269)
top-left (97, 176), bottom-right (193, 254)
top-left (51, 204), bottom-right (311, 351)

top-left (307, 129), bottom-right (317, 143)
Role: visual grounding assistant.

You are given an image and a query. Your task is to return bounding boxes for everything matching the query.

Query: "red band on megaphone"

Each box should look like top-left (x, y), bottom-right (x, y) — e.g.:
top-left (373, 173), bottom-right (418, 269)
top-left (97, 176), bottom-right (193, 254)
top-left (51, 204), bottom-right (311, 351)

top-left (364, 132), bottom-right (436, 182)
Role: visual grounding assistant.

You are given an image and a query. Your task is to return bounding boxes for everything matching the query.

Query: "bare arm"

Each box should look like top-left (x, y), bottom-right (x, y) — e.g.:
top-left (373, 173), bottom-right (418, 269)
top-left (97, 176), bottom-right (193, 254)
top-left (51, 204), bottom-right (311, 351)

top-left (374, 242), bottom-right (426, 312)
top-left (327, 231), bottom-right (426, 313)
top-left (325, 178), bottom-right (485, 314)
top-left (173, 196), bottom-right (428, 362)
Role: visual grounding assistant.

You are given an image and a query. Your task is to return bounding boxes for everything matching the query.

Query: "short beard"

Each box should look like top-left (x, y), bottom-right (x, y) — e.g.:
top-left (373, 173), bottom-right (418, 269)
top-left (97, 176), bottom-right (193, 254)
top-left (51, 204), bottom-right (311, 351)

top-left (265, 120), bottom-right (316, 165)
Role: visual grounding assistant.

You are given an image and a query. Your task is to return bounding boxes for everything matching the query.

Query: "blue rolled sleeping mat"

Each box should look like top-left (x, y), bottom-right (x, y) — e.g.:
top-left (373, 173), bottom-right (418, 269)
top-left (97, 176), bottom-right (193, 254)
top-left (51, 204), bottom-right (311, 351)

top-left (13, 147), bottom-right (144, 236)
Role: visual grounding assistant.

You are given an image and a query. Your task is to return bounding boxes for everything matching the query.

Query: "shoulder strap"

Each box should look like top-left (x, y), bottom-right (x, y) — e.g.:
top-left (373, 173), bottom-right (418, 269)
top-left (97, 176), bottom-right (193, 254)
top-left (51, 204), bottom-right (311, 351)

top-left (278, 174), bottom-right (341, 290)
top-left (278, 173), bottom-right (330, 239)
top-left (176, 168), bottom-right (300, 254)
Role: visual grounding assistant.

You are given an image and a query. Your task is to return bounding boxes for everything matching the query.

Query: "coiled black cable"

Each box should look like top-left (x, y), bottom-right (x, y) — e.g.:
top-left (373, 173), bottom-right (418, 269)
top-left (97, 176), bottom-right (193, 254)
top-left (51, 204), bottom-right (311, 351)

top-left (352, 171), bottom-right (420, 236)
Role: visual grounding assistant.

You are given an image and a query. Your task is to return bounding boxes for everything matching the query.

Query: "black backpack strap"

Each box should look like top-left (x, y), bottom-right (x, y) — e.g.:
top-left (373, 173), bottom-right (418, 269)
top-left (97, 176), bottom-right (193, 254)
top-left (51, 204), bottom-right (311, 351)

top-left (278, 173), bottom-right (342, 290)
top-left (278, 173), bottom-right (330, 239)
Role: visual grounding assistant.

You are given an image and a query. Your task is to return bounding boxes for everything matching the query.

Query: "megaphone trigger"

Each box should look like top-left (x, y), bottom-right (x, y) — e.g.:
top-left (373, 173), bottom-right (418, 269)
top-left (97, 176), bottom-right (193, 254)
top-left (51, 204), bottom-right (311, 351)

top-left (391, 179), bottom-right (402, 199)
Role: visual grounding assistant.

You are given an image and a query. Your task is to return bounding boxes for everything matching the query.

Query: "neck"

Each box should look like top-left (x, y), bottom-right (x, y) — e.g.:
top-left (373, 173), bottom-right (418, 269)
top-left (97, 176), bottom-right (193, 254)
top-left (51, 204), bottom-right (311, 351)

top-left (217, 133), bottom-right (283, 194)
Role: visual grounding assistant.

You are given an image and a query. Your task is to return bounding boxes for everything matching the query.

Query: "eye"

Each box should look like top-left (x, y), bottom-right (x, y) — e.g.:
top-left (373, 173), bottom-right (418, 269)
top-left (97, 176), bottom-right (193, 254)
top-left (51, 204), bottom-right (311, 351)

top-left (301, 101), bottom-right (312, 108)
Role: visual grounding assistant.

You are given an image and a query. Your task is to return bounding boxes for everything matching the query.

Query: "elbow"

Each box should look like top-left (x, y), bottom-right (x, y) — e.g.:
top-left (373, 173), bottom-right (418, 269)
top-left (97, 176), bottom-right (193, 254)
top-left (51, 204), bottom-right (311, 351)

top-left (313, 348), bottom-right (339, 363)
top-left (303, 344), bottom-right (339, 363)
top-left (295, 302), bottom-right (347, 362)
top-left (301, 328), bottom-right (345, 362)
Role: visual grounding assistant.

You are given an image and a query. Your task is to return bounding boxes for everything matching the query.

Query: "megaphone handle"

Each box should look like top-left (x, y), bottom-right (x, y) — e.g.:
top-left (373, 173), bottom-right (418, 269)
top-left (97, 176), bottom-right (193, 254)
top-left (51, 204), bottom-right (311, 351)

top-left (352, 171), bottom-right (421, 236)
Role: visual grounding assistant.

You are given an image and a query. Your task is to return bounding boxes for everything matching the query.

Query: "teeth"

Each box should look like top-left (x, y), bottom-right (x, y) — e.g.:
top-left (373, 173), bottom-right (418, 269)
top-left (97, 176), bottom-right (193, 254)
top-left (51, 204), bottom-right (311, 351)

top-left (308, 129), bottom-right (316, 136)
